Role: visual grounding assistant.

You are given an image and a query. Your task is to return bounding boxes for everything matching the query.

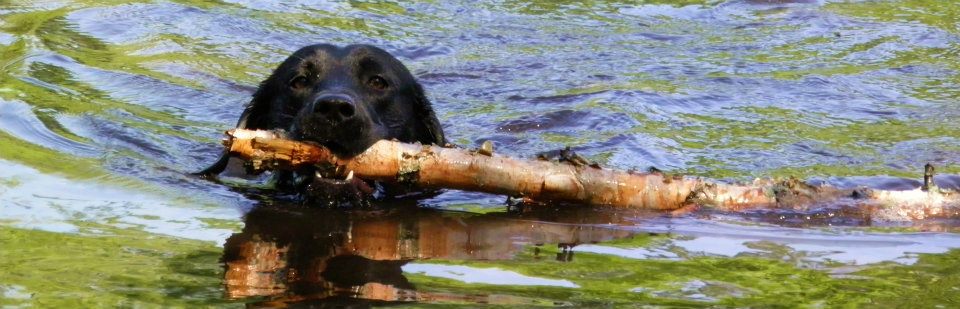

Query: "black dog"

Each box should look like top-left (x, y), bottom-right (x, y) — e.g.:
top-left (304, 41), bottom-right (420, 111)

top-left (200, 44), bottom-right (446, 204)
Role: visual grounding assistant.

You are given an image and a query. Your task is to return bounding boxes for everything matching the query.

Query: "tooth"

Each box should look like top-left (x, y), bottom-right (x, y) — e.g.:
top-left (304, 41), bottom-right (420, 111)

top-left (345, 170), bottom-right (354, 181)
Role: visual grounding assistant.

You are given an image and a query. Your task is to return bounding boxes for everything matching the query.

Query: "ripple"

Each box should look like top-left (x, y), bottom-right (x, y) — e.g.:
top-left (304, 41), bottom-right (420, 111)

top-left (497, 110), bottom-right (593, 132)
top-left (68, 3), bottom-right (270, 45)
top-left (0, 99), bottom-right (98, 157)
top-left (30, 52), bottom-right (239, 123)
top-left (220, 0), bottom-right (348, 13)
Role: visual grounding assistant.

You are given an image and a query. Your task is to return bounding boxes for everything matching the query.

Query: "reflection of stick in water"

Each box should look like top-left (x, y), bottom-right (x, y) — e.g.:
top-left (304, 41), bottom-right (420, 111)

top-left (222, 207), bottom-right (636, 305)
top-left (223, 129), bottom-right (960, 216)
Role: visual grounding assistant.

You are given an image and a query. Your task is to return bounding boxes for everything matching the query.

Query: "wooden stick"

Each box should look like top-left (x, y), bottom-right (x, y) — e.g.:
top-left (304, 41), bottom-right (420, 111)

top-left (223, 129), bottom-right (960, 216)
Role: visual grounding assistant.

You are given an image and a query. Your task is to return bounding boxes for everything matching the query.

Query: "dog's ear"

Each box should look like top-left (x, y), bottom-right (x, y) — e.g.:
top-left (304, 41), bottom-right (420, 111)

top-left (237, 76), bottom-right (279, 129)
top-left (412, 83), bottom-right (446, 145)
top-left (194, 77), bottom-right (277, 176)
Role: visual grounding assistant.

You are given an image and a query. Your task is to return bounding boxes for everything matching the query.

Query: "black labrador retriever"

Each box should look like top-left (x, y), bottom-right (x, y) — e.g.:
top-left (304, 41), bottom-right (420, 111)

top-left (200, 44), bottom-right (446, 205)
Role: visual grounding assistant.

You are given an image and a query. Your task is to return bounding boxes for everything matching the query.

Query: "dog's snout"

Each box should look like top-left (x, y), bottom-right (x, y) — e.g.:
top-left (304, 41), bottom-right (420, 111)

top-left (312, 94), bottom-right (356, 122)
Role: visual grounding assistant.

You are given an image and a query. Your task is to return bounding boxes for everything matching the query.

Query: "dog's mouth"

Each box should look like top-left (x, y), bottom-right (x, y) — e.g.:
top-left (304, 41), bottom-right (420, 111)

top-left (310, 164), bottom-right (357, 184)
top-left (289, 120), bottom-right (381, 206)
top-left (289, 110), bottom-right (380, 194)
top-left (294, 115), bottom-right (378, 158)
top-left (292, 139), bottom-right (355, 182)
top-left (302, 157), bottom-right (375, 205)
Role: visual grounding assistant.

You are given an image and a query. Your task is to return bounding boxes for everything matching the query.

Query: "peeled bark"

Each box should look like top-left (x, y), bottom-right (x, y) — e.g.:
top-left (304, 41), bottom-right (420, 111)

top-left (222, 129), bottom-right (960, 215)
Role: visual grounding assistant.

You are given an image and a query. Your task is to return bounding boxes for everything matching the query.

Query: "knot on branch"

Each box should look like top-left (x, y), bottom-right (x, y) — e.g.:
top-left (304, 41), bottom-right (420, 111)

top-left (396, 145), bottom-right (433, 186)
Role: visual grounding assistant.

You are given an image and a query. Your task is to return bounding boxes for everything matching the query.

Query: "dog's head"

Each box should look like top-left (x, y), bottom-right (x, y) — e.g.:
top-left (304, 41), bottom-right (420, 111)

top-left (239, 44), bottom-right (445, 156)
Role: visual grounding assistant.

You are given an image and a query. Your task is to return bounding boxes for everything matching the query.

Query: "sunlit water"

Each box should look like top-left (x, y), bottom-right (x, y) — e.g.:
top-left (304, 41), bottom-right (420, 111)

top-left (1, 0), bottom-right (959, 307)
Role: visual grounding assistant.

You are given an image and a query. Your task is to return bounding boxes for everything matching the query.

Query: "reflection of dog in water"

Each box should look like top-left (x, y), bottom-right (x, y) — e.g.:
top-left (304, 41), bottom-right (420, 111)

top-left (221, 206), bottom-right (635, 306)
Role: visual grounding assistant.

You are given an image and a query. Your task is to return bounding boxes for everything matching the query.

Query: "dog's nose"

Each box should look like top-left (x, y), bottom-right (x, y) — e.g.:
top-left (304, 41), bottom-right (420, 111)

top-left (312, 94), bottom-right (356, 122)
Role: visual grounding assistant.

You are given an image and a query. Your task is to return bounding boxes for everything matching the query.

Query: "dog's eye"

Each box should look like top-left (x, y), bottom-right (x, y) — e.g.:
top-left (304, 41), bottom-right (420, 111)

top-left (289, 76), bottom-right (309, 89)
top-left (367, 76), bottom-right (388, 90)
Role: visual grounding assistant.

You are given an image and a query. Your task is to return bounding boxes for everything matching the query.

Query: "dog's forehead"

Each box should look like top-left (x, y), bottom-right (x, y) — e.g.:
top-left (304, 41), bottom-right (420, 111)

top-left (288, 47), bottom-right (333, 74)
top-left (293, 45), bottom-right (392, 68)
top-left (281, 44), bottom-right (414, 85)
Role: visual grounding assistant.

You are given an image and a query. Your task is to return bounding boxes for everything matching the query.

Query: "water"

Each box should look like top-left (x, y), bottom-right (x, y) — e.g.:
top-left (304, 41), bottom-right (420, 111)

top-left (1, 0), bottom-right (959, 307)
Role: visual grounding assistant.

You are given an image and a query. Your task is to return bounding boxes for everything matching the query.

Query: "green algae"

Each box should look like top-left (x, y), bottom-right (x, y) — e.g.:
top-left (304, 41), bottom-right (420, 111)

top-left (0, 224), bottom-right (238, 308)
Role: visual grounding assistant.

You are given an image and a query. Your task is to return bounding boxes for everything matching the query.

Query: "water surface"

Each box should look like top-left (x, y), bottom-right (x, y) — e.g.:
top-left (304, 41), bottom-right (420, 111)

top-left (1, 0), bottom-right (959, 307)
